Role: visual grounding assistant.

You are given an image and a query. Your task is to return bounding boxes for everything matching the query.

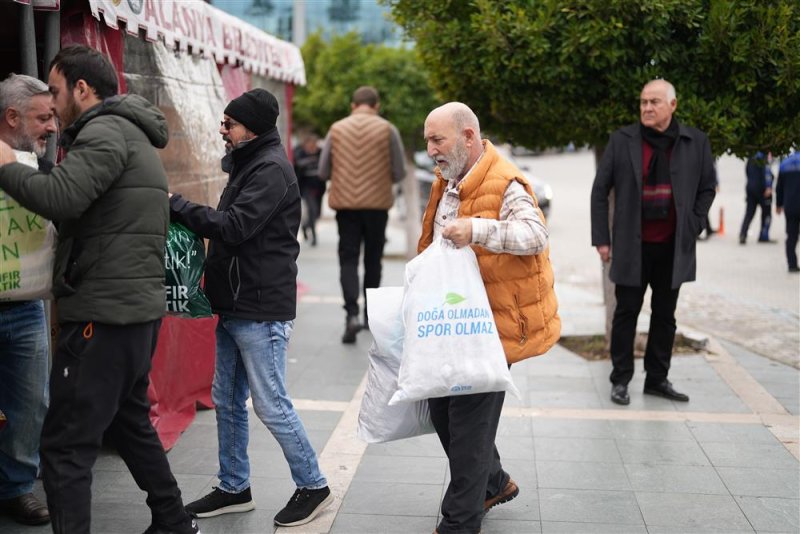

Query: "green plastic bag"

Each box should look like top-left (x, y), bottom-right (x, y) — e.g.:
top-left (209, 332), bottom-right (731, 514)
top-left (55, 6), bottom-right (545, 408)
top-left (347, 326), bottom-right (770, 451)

top-left (165, 223), bottom-right (212, 318)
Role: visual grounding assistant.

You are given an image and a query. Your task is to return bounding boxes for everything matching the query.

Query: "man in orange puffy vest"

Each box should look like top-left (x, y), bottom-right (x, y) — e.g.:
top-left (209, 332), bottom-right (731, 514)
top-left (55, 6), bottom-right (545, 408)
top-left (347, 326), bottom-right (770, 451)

top-left (419, 102), bottom-right (560, 534)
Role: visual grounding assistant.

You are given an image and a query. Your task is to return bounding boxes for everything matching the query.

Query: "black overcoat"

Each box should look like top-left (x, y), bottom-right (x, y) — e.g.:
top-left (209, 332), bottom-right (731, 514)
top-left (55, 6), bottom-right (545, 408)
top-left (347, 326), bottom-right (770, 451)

top-left (590, 121), bottom-right (716, 289)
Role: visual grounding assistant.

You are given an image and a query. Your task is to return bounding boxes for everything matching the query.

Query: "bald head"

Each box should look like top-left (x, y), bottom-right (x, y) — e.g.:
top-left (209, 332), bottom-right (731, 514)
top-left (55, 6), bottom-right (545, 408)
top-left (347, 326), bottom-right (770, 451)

top-left (428, 102), bottom-right (481, 137)
top-left (424, 102), bottom-right (483, 181)
top-left (643, 79), bottom-right (676, 101)
top-left (640, 79), bottom-right (677, 132)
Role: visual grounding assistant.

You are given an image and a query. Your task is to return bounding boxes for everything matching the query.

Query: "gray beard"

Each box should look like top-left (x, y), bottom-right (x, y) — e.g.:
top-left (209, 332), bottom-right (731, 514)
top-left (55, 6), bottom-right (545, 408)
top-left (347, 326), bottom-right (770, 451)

top-left (439, 142), bottom-right (469, 182)
top-left (12, 132), bottom-right (45, 158)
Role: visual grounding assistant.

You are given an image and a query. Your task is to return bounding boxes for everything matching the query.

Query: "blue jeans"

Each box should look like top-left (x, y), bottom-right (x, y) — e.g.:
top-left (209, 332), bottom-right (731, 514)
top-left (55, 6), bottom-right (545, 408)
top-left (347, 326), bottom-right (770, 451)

top-left (0, 301), bottom-right (49, 499)
top-left (213, 317), bottom-right (326, 493)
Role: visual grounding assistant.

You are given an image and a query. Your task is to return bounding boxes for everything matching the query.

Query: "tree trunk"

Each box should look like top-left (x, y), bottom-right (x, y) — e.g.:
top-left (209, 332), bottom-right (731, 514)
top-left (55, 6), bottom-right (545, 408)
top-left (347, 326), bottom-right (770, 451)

top-left (593, 145), bottom-right (616, 351)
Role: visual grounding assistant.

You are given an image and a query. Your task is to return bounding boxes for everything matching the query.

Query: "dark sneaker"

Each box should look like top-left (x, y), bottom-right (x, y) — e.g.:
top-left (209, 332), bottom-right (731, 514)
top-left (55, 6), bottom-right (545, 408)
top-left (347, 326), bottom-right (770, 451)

top-left (484, 478), bottom-right (519, 512)
top-left (274, 486), bottom-right (334, 527)
top-left (143, 517), bottom-right (201, 534)
top-left (185, 487), bottom-right (254, 518)
top-left (341, 315), bottom-right (361, 344)
top-left (0, 492), bottom-right (50, 525)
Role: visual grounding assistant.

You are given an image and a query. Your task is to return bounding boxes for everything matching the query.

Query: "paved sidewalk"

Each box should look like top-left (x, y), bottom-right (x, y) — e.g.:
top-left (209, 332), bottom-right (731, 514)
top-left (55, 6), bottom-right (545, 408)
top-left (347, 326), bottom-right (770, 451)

top-left (2, 215), bottom-right (798, 534)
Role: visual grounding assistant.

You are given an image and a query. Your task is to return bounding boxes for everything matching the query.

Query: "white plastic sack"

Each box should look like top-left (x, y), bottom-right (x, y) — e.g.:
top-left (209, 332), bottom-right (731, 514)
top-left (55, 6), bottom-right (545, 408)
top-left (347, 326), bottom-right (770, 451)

top-left (365, 286), bottom-right (405, 360)
top-left (0, 151), bottom-right (56, 301)
top-left (357, 286), bottom-right (434, 443)
top-left (389, 239), bottom-right (519, 404)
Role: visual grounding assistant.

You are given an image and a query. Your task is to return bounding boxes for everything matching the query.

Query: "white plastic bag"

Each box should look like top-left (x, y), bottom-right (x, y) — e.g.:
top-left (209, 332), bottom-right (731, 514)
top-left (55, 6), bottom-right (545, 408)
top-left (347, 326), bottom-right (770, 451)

top-left (0, 151), bottom-right (56, 301)
top-left (389, 239), bottom-right (519, 405)
top-left (357, 287), bottom-right (434, 443)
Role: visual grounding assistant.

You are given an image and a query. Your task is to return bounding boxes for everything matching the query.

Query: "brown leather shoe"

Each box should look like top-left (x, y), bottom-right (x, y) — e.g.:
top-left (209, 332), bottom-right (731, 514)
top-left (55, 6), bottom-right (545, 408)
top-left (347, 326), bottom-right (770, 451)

top-left (0, 492), bottom-right (50, 525)
top-left (484, 478), bottom-right (519, 512)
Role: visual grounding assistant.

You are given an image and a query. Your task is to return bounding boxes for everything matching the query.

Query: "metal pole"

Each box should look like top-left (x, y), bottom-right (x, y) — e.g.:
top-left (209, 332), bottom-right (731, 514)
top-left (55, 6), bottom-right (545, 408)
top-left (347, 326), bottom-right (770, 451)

top-left (19, 3), bottom-right (37, 77)
top-left (43, 11), bottom-right (60, 78)
top-left (292, 0), bottom-right (306, 47)
top-left (43, 10), bottom-right (60, 163)
top-left (42, 10), bottom-right (61, 360)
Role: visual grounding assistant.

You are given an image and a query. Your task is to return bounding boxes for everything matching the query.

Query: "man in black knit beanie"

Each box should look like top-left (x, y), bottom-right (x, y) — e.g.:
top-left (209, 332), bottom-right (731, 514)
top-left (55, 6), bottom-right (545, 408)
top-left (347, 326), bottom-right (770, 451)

top-left (170, 88), bottom-right (332, 528)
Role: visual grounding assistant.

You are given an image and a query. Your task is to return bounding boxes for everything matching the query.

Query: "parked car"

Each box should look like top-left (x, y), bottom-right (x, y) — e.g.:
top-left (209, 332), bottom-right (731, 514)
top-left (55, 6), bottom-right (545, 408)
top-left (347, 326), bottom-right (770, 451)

top-left (414, 146), bottom-right (552, 219)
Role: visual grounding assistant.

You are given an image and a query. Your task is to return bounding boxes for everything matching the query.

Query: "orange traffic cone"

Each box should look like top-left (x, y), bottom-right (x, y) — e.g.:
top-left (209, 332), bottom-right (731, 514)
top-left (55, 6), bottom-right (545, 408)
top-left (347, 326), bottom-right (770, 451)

top-left (717, 206), bottom-right (725, 236)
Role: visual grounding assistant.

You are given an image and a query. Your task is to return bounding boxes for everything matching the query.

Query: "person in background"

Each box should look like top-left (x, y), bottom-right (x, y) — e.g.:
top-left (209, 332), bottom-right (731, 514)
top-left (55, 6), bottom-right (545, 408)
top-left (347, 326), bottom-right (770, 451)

top-left (776, 151), bottom-right (800, 273)
top-left (294, 133), bottom-right (324, 246)
top-left (0, 73), bottom-right (56, 527)
top-left (0, 45), bottom-right (197, 534)
top-left (591, 79), bottom-right (716, 406)
top-left (318, 86), bottom-right (406, 343)
top-left (739, 151), bottom-right (775, 244)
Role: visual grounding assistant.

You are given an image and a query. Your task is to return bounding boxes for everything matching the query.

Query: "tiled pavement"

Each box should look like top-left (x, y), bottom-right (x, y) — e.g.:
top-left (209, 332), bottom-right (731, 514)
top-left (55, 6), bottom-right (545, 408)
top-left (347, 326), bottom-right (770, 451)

top-left (2, 217), bottom-right (798, 534)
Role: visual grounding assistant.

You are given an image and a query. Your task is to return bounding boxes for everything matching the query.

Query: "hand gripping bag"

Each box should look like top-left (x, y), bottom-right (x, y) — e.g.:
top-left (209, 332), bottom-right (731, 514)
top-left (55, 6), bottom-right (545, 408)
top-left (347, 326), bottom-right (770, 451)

top-left (165, 223), bottom-right (212, 318)
top-left (357, 286), bottom-right (434, 443)
top-left (389, 239), bottom-right (519, 404)
top-left (0, 151), bottom-right (56, 301)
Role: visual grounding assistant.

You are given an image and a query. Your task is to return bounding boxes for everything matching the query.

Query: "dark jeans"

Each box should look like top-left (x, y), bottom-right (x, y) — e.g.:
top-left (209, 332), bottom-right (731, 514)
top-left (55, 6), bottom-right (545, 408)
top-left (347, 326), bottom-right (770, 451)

top-left (335, 209), bottom-right (388, 319)
top-left (40, 320), bottom-right (191, 534)
top-left (786, 213), bottom-right (800, 269)
top-left (429, 391), bottom-right (508, 534)
top-left (740, 191), bottom-right (772, 240)
top-left (610, 242), bottom-right (681, 387)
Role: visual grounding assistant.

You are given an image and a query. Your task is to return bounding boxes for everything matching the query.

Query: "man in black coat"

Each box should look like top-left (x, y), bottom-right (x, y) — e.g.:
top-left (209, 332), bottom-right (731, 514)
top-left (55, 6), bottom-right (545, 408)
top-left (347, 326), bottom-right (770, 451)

top-left (591, 79), bottom-right (716, 406)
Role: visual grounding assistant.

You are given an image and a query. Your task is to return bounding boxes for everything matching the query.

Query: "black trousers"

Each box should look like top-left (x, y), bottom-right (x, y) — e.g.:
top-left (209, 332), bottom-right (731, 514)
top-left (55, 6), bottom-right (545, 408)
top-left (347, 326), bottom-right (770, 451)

top-left (301, 187), bottom-right (324, 236)
top-left (335, 209), bottom-right (388, 319)
top-left (785, 213), bottom-right (799, 270)
top-left (40, 320), bottom-right (190, 534)
top-left (428, 391), bottom-right (508, 534)
top-left (610, 242), bottom-right (681, 386)
top-left (739, 190), bottom-right (772, 240)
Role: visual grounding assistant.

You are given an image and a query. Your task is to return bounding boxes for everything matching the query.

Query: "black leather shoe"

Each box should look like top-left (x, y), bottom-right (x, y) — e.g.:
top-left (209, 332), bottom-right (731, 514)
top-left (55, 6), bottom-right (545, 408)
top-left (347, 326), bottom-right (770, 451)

top-left (0, 492), bottom-right (50, 525)
top-left (341, 315), bottom-right (361, 344)
top-left (644, 379), bottom-right (689, 402)
top-left (610, 384), bottom-right (630, 405)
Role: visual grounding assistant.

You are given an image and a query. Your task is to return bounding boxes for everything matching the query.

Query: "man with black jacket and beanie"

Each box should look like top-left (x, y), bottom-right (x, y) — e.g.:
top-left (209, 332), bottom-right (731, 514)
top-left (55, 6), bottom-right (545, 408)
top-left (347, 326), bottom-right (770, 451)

top-left (170, 89), bottom-right (332, 528)
top-left (591, 79), bottom-right (716, 406)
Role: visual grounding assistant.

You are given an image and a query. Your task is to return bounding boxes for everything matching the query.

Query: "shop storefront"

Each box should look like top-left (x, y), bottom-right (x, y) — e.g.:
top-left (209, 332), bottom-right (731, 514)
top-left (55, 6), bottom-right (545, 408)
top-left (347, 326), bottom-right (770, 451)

top-left (2, 0), bottom-right (305, 449)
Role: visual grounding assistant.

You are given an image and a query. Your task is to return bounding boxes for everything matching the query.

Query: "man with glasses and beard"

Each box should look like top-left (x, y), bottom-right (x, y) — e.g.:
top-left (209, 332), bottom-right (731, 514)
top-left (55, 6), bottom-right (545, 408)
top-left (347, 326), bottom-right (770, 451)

top-left (0, 46), bottom-right (197, 534)
top-left (0, 73), bottom-right (55, 527)
top-left (170, 89), bottom-right (332, 528)
top-left (418, 102), bottom-right (559, 534)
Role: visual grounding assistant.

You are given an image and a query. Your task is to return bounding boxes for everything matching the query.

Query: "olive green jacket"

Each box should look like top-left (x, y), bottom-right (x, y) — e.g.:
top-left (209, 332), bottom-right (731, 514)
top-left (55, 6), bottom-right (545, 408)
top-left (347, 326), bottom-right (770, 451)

top-left (0, 94), bottom-right (169, 324)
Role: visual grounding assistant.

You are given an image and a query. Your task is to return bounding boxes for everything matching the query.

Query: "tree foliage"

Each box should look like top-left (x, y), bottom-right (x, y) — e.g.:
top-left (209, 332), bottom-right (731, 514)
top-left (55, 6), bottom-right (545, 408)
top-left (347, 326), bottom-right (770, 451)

top-left (387, 0), bottom-right (800, 157)
top-left (293, 32), bottom-right (439, 152)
